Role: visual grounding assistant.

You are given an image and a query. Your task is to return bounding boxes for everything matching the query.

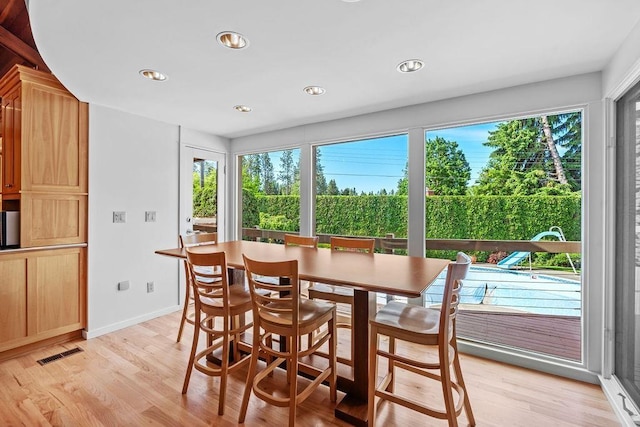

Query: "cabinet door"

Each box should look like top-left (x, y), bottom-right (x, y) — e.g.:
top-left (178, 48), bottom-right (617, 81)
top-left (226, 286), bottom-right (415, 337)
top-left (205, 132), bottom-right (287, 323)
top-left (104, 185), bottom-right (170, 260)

top-left (20, 193), bottom-right (87, 247)
top-left (28, 248), bottom-right (85, 336)
top-left (22, 83), bottom-right (87, 193)
top-left (0, 257), bottom-right (27, 346)
top-left (1, 86), bottom-right (21, 194)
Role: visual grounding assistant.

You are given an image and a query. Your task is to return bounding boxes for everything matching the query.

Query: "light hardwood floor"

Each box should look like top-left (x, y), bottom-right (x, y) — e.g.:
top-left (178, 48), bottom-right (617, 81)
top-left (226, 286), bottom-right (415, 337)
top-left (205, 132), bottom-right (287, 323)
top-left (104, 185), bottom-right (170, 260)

top-left (0, 310), bottom-right (620, 426)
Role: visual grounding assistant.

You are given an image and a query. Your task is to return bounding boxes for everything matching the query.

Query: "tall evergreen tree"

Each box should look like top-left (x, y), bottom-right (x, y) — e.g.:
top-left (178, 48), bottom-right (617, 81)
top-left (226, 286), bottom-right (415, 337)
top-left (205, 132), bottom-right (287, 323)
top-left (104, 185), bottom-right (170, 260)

top-left (548, 112), bottom-right (582, 191)
top-left (315, 148), bottom-right (328, 195)
top-left (396, 137), bottom-right (470, 196)
top-left (471, 116), bottom-right (577, 196)
top-left (326, 179), bottom-right (340, 195)
top-left (259, 153), bottom-right (278, 195)
top-left (278, 149), bottom-right (296, 195)
top-left (425, 137), bottom-right (470, 195)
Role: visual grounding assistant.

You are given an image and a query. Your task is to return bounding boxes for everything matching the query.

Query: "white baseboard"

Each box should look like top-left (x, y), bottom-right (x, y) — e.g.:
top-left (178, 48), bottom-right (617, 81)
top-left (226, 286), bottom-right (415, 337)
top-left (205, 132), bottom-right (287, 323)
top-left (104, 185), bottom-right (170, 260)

top-left (82, 305), bottom-right (181, 339)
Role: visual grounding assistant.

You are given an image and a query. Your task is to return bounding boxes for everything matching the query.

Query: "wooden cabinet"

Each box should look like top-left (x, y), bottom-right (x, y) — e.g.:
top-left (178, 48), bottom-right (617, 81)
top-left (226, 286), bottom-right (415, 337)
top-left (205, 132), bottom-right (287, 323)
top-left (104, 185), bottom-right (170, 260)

top-left (0, 255), bottom-right (27, 344)
top-left (0, 247), bottom-right (86, 354)
top-left (0, 65), bottom-right (88, 247)
top-left (1, 84), bottom-right (21, 194)
top-left (0, 65), bottom-right (88, 359)
top-left (20, 193), bottom-right (87, 247)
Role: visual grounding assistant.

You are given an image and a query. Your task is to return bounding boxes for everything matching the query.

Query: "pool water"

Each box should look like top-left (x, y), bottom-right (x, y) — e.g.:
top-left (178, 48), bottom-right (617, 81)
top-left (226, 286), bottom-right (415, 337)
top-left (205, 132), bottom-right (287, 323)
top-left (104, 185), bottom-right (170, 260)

top-left (423, 266), bottom-right (581, 317)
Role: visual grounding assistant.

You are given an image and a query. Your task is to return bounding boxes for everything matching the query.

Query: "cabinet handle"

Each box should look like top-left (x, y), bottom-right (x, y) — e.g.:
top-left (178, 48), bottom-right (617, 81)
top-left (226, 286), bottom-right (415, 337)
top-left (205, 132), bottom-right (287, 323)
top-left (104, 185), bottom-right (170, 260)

top-left (4, 184), bottom-right (12, 188)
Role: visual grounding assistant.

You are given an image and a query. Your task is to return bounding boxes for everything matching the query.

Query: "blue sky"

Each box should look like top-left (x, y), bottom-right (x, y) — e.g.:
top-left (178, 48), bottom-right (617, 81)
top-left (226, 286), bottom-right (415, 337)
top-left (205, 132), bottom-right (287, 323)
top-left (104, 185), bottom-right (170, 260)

top-left (268, 122), bottom-right (499, 193)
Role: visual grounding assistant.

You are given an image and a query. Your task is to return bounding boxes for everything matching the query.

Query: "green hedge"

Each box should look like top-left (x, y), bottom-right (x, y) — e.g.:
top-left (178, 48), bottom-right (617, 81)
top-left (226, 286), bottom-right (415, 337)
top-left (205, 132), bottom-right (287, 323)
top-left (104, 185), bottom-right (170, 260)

top-left (426, 195), bottom-right (580, 240)
top-left (315, 195), bottom-right (408, 237)
top-left (247, 195), bottom-right (580, 242)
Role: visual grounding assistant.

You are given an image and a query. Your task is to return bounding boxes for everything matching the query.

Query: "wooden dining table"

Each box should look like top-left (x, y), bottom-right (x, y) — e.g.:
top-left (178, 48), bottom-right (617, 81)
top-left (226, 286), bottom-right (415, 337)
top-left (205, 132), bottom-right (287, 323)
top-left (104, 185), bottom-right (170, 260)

top-left (156, 239), bottom-right (450, 427)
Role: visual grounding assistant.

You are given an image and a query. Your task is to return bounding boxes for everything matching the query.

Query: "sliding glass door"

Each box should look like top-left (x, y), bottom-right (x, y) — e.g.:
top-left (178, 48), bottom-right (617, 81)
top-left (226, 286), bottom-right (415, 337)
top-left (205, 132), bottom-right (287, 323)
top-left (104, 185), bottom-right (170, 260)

top-left (615, 80), bottom-right (640, 411)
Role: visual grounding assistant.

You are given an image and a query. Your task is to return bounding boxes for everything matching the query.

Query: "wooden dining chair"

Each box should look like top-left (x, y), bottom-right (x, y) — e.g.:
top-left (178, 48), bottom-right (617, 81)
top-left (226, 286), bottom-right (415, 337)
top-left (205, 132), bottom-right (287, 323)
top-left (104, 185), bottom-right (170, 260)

top-left (239, 255), bottom-right (337, 427)
top-left (182, 248), bottom-right (253, 415)
top-left (307, 236), bottom-right (375, 365)
top-left (368, 252), bottom-right (475, 427)
top-left (283, 234), bottom-right (319, 347)
top-left (176, 232), bottom-right (217, 342)
top-left (283, 233), bottom-right (319, 248)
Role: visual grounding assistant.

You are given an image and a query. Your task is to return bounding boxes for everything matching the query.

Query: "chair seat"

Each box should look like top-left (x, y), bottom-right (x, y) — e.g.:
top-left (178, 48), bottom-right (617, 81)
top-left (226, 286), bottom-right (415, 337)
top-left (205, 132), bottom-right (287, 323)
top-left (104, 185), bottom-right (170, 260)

top-left (373, 301), bottom-right (440, 337)
top-left (200, 285), bottom-right (253, 312)
top-left (261, 298), bottom-right (336, 330)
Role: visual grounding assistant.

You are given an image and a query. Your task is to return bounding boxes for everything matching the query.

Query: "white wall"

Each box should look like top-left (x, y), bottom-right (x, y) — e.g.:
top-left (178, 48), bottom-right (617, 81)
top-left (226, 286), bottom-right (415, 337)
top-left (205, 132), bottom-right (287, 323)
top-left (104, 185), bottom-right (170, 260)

top-left (603, 18), bottom-right (640, 99)
top-left (230, 72), bottom-right (605, 382)
top-left (86, 105), bottom-right (181, 338)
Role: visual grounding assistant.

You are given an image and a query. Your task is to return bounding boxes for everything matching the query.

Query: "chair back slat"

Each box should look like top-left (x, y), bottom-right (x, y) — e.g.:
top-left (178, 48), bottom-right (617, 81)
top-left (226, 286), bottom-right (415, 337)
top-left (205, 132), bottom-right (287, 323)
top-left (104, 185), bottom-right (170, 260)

top-left (185, 249), bottom-right (228, 315)
top-left (330, 236), bottom-right (375, 253)
top-left (440, 252), bottom-right (471, 343)
top-left (243, 255), bottom-right (300, 330)
top-left (284, 234), bottom-right (319, 248)
top-left (180, 232), bottom-right (217, 247)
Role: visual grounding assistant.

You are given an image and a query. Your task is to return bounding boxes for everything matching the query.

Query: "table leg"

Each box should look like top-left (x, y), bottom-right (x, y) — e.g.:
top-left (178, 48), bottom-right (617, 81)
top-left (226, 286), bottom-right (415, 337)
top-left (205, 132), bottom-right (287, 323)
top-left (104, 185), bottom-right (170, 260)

top-left (334, 289), bottom-right (376, 427)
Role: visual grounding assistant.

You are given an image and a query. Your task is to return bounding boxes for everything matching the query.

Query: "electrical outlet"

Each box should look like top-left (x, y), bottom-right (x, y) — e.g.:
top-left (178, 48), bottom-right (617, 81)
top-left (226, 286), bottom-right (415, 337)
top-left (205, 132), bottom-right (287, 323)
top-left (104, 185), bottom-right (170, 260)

top-left (113, 211), bottom-right (126, 223)
top-left (117, 280), bottom-right (130, 291)
top-left (147, 281), bottom-right (154, 293)
top-left (145, 211), bottom-right (156, 222)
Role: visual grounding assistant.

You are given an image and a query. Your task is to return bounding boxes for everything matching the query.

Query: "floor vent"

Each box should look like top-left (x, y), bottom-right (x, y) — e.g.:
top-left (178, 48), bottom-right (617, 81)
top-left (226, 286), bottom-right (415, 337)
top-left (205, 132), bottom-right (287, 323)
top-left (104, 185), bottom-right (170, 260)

top-left (37, 347), bottom-right (84, 366)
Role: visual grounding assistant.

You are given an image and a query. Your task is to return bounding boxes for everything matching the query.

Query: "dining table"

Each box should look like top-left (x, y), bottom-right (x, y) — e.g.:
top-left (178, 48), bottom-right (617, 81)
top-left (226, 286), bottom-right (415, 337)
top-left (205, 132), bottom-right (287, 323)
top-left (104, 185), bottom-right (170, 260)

top-left (156, 239), bottom-right (450, 427)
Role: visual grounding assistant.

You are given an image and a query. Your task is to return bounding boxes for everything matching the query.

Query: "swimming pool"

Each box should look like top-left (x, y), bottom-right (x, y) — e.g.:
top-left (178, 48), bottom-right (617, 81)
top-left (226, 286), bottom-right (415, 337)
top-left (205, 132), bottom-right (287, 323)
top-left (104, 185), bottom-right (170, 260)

top-left (422, 266), bottom-right (582, 317)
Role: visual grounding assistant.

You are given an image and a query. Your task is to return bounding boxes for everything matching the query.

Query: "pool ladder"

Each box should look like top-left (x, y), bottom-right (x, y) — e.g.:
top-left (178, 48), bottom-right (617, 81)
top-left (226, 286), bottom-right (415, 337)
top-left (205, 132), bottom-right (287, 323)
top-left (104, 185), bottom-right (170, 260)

top-left (549, 226), bottom-right (578, 275)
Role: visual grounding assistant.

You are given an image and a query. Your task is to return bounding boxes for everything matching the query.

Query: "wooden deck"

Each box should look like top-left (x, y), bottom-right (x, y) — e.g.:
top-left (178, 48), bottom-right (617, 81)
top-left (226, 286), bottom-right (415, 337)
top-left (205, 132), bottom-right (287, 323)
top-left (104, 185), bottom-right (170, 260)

top-left (456, 310), bottom-right (582, 361)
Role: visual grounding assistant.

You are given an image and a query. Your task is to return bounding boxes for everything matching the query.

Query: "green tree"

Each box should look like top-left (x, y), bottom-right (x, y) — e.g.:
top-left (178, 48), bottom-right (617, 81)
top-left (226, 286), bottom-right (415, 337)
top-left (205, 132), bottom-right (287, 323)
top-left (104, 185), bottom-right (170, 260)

top-left (259, 153), bottom-right (278, 195)
top-left (471, 117), bottom-right (576, 195)
top-left (397, 164), bottom-right (408, 195)
top-left (241, 155), bottom-right (261, 195)
top-left (278, 149), bottom-right (297, 195)
top-left (192, 166), bottom-right (217, 217)
top-left (243, 154), bottom-right (261, 181)
top-left (326, 179), bottom-right (340, 195)
top-left (315, 148), bottom-right (328, 195)
top-left (548, 112), bottom-right (582, 191)
top-left (425, 137), bottom-right (470, 195)
top-left (396, 137), bottom-right (470, 196)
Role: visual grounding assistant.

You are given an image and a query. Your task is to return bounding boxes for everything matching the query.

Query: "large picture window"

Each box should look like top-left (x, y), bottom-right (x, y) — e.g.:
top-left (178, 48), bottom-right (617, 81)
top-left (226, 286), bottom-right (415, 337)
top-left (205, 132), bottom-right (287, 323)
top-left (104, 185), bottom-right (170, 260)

top-left (240, 149), bottom-right (301, 240)
top-left (313, 134), bottom-right (408, 241)
top-left (423, 112), bottom-right (583, 361)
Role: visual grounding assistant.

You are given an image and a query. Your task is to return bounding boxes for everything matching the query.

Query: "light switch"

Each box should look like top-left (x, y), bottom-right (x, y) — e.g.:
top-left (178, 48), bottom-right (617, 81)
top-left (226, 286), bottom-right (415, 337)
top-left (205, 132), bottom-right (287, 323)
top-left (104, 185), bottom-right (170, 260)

top-left (113, 211), bottom-right (126, 223)
top-left (145, 211), bottom-right (157, 222)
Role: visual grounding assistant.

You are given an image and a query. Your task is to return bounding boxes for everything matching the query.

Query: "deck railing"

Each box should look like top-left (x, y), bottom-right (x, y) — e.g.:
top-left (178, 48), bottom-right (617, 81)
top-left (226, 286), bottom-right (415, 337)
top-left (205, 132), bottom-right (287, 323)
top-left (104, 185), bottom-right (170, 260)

top-left (236, 227), bottom-right (581, 255)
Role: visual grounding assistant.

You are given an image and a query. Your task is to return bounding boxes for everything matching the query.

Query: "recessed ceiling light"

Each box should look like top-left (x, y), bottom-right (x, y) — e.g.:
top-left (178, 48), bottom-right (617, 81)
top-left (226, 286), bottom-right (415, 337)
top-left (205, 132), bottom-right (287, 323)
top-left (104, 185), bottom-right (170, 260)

top-left (139, 69), bottom-right (168, 81)
top-left (217, 31), bottom-right (249, 49)
top-left (396, 59), bottom-right (424, 73)
top-left (234, 105), bottom-right (252, 113)
top-left (303, 86), bottom-right (326, 96)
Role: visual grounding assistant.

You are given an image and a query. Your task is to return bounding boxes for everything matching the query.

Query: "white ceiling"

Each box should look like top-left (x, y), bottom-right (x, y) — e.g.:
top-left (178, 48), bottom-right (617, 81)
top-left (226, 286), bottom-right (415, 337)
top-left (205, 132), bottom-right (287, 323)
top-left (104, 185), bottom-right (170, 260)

top-left (28, 0), bottom-right (640, 139)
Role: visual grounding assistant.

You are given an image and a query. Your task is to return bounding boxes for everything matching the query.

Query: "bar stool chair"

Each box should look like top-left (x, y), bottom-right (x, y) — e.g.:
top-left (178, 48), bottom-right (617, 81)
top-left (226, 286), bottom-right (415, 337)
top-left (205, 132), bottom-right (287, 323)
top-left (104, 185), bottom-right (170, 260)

top-left (368, 252), bottom-right (475, 427)
top-left (239, 255), bottom-right (337, 427)
top-left (176, 232), bottom-right (217, 342)
top-left (283, 234), bottom-right (320, 349)
top-left (307, 236), bottom-right (374, 365)
top-left (283, 233), bottom-right (319, 248)
top-left (182, 248), bottom-right (253, 415)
